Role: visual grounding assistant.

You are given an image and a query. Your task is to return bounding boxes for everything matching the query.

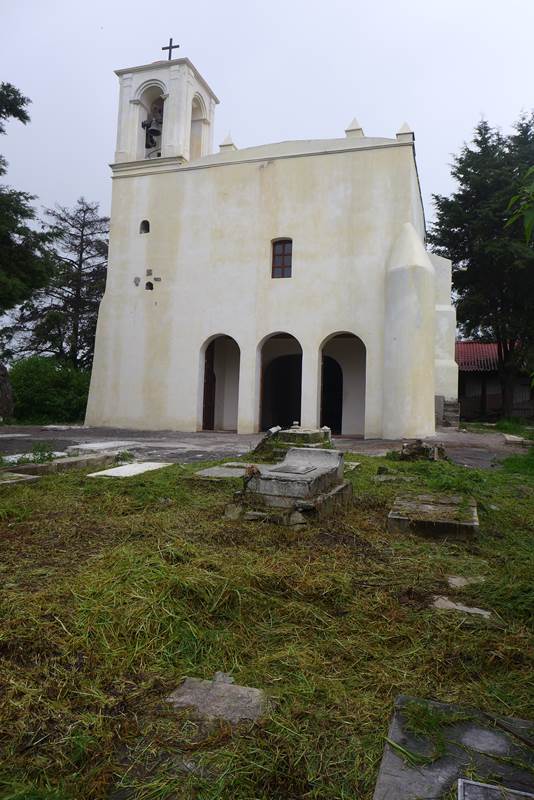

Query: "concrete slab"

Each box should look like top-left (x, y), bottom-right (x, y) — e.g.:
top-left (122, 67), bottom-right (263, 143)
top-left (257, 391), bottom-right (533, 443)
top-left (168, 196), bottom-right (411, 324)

top-left (0, 471), bottom-right (40, 485)
top-left (88, 462), bottom-right (173, 478)
top-left (388, 494), bottom-right (479, 537)
top-left (0, 433), bottom-right (30, 439)
top-left (432, 595), bottom-right (491, 619)
top-left (167, 672), bottom-right (267, 725)
top-left (194, 463), bottom-right (256, 479)
top-left (67, 441), bottom-right (140, 454)
top-left (4, 452), bottom-right (118, 475)
top-left (458, 779), bottom-right (534, 799)
top-left (373, 696), bottom-right (534, 800)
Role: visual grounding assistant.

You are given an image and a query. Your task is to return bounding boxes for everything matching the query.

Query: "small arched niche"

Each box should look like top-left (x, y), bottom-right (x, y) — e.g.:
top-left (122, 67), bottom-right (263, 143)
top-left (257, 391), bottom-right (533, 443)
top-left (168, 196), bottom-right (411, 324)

top-left (138, 84), bottom-right (166, 160)
top-left (139, 220), bottom-right (150, 234)
top-left (190, 94), bottom-right (207, 161)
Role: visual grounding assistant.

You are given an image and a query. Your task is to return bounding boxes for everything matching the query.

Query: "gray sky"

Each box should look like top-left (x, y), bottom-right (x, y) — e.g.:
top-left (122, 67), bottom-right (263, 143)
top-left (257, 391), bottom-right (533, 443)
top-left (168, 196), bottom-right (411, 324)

top-left (1, 0), bottom-right (533, 222)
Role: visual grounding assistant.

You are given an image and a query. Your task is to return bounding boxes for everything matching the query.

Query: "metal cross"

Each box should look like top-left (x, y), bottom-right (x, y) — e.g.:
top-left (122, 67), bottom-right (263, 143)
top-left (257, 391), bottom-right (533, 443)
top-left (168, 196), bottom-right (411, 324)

top-left (162, 37), bottom-right (180, 60)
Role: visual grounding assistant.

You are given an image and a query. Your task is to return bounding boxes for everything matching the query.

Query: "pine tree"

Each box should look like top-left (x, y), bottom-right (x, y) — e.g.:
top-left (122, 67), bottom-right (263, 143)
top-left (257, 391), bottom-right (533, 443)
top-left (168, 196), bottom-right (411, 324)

top-left (429, 116), bottom-right (534, 417)
top-left (2, 199), bottom-right (109, 370)
top-left (0, 82), bottom-right (53, 315)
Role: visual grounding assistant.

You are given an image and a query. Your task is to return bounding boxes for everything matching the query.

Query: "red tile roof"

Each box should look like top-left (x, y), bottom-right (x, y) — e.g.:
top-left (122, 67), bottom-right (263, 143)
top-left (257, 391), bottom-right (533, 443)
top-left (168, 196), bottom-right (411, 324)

top-left (455, 341), bottom-right (499, 372)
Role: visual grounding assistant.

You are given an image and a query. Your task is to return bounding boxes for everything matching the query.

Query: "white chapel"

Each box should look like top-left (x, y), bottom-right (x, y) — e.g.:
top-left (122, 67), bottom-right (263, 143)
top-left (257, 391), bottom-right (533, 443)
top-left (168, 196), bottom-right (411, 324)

top-left (86, 55), bottom-right (458, 439)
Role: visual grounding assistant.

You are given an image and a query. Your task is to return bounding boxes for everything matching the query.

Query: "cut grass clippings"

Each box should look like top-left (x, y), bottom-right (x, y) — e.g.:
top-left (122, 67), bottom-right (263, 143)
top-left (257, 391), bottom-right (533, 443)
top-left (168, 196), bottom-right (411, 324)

top-left (0, 447), bottom-right (533, 798)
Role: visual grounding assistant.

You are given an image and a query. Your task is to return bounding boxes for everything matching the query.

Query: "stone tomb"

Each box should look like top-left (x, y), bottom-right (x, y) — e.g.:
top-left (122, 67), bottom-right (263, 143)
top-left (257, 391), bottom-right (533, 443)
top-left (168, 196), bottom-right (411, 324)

top-left (388, 494), bottom-right (479, 537)
top-left (373, 696), bottom-right (534, 800)
top-left (458, 779), bottom-right (534, 799)
top-left (277, 424), bottom-right (332, 447)
top-left (225, 447), bottom-right (352, 525)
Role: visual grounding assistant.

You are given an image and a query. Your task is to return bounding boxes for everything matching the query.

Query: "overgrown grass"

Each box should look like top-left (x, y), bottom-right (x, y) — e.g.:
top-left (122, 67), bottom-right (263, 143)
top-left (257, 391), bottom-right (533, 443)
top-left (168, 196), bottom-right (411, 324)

top-left (0, 448), bottom-right (533, 799)
top-left (465, 418), bottom-right (534, 441)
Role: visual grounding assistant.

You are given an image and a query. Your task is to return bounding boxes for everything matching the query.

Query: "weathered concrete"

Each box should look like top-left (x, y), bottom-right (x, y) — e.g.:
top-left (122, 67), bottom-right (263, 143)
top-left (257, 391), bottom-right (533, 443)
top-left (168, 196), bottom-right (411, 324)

top-left (431, 595), bottom-right (491, 619)
top-left (166, 672), bottom-right (267, 725)
top-left (458, 778), bottom-right (534, 799)
top-left (387, 494), bottom-right (479, 537)
top-left (88, 462), bottom-right (173, 478)
top-left (373, 696), bottom-right (534, 800)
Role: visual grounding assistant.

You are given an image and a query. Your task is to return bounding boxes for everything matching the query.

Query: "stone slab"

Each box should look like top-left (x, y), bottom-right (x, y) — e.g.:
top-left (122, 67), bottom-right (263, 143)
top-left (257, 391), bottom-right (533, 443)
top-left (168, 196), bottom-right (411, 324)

top-left (458, 779), bottom-right (534, 799)
top-left (0, 471), bottom-right (40, 485)
top-left (447, 575), bottom-right (485, 589)
top-left (67, 441), bottom-right (141, 454)
top-left (0, 433), bottom-right (30, 438)
top-left (3, 452), bottom-right (118, 475)
top-left (387, 494), bottom-right (479, 537)
top-left (432, 595), bottom-right (491, 619)
top-left (87, 462), bottom-right (173, 478)
top-left (503, 434), bottom-right (528, 447)
top-left (373, 696), bottom-right (534, 800)
top-left (166, 672), bottom-right (267, 724)
top-left (2, 451), bottom-right (66, 464)
top-left (0, 453), bottom-right (115, 475)
top-left (195, 465), bottom-right (248, 479)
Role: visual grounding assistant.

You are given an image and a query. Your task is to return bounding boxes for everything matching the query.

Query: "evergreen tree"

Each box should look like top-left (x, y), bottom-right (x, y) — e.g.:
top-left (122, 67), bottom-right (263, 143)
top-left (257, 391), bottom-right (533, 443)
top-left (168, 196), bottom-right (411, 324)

top-left (2, 198), bottom-right (109, 369)
top-left (429, 116), bottom-right (534, 417)
top-left (0, 82), bottom-right (53, 315)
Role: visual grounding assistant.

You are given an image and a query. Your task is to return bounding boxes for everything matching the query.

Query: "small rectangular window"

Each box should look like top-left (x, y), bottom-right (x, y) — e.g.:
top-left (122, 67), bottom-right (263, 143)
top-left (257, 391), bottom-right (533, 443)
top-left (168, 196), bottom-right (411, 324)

top-left (272, 239), bottom-right (292, 278)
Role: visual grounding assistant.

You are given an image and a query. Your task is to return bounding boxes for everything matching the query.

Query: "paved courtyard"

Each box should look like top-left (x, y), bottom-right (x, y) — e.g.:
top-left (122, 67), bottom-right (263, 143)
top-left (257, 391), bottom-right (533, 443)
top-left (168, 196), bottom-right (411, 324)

top-left (0, 425), bottom-right (524, 468)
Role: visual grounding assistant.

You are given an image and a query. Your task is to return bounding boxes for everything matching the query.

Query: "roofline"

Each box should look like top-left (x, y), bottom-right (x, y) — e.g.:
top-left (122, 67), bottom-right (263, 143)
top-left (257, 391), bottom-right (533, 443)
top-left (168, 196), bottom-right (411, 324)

top-left (110, 139), bottom-right (418, 179)
top-left (115, 58), bottom-right (219, 103)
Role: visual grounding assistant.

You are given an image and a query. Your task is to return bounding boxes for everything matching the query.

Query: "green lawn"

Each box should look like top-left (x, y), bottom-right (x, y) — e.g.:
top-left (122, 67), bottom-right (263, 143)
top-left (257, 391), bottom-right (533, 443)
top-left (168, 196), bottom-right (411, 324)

top-left (1, 447), bottom-right (533, 799)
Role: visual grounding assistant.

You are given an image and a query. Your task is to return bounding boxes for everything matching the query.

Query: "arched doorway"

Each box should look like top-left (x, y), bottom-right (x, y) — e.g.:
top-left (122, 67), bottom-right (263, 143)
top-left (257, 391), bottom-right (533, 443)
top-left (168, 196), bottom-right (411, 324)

top-left (321, 333), bottom-right (366, 436)
top-left (320, 356), bottom-right (343, 434)
top-left (202, 336), bottom-right (240, 431)
top-left (260, 334), bottom-right (302, 430)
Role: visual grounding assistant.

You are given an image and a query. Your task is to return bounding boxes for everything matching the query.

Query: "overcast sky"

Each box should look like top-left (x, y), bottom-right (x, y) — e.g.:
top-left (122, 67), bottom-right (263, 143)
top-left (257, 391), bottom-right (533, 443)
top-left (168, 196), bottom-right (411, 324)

top-left (1, 0), bottom-right (533, 223)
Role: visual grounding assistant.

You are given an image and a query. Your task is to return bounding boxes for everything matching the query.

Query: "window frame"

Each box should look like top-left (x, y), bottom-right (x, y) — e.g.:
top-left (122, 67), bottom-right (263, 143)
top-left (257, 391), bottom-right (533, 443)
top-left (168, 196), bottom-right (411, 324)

top-left (271, 238), bottom-right (292, 279)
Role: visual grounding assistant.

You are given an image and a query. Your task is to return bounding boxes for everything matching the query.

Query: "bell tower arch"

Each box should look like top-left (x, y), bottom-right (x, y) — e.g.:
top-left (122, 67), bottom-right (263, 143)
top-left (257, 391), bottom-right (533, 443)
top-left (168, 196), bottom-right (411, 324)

top-left (114, 57), bottom-right (218, 165)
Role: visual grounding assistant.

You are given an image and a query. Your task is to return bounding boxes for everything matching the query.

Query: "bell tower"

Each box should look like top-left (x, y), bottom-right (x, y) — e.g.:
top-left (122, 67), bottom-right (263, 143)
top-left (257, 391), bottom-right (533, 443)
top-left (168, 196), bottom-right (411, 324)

top-left (113, 56), bottom-right (219, 164)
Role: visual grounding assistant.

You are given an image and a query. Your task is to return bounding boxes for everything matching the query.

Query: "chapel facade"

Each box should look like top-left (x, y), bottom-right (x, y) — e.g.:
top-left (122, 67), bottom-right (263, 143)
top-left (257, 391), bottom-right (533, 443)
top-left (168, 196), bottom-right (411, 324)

top-left (86, 57), bottom-right (458, 439)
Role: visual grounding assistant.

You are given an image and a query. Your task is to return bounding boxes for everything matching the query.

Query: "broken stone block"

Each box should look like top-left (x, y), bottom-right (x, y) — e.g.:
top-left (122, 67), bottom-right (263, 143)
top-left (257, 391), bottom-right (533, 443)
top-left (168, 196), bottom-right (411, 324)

top-left (399, 439), bottom-right (447, 461)
top-left (503, 434), bottom-right (528, 447)
top-left (373, 696), bottom-right (534, 800)
top-left (431, 595), bottom-right (491, 619)
top-left (387, 494), bottom-right (479, 537)
top-left (166, 672), bottom-right (267, 725)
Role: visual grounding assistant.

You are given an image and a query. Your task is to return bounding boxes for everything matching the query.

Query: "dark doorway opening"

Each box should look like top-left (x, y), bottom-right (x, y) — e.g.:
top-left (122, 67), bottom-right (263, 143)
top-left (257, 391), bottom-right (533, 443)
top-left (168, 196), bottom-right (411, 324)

top-left (202, 341), bottom-right (216, 430)
top-left (321, 356), bottom-right (343, 434)
top-left (261, 353), bottom-right (302, 430)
